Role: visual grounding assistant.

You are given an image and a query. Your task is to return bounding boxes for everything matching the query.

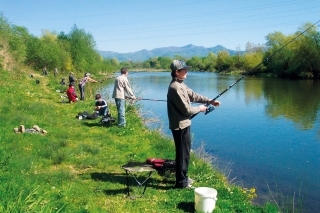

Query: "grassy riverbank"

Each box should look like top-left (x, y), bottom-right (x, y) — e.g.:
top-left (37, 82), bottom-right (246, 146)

top-left (0, 68), bottom-right (278, 212)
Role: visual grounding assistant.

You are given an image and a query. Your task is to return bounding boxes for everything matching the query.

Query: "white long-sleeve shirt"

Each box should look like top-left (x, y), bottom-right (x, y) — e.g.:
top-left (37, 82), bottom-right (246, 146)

top-left (112, 74), bottom-right (135, 99)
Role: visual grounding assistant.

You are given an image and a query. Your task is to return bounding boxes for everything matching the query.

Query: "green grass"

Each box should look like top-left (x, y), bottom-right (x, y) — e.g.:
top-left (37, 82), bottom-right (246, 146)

top-left (0, 69), bottom-right (279, 212)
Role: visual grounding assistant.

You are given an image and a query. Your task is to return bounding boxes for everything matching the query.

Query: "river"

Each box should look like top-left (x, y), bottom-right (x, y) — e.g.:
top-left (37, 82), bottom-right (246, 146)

top-left (102, 71), bottom-right (320, 212)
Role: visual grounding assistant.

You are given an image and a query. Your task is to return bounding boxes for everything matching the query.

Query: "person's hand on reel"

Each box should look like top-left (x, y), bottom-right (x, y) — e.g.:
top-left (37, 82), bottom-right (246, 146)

top-left (209, 99), bottom-right (221, 107)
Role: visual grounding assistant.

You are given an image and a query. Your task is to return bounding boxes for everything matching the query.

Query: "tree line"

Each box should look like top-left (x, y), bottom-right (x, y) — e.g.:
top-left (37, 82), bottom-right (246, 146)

top-left (1, 13), bottom-right (319, 79)
top-left (0, 14), bottom-right (119, 76)
top-left (122, 23), bottom-right (320, 79)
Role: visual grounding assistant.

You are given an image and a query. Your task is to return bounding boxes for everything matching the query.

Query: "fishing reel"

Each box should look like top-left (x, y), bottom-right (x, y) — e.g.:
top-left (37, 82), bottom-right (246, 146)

top-left (205, 104), bottom-right (215, 115)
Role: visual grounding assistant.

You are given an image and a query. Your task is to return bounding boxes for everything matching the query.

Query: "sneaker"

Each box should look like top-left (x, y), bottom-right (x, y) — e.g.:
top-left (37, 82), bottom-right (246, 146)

top-left (187, 178), bottom-right (194, 184)
top-left (185, 184), bottom-right (194, 189)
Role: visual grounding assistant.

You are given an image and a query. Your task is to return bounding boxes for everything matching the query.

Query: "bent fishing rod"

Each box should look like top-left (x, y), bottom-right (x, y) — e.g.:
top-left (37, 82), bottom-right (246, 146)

top-left (191, 19), bottom-right (320, 119)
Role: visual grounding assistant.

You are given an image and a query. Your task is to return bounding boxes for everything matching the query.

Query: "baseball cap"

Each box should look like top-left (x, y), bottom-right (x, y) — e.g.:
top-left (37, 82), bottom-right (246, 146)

top-left (170, 60), bottom-right (192, 72)
top-left (85, 73), bottom-right (90, 77)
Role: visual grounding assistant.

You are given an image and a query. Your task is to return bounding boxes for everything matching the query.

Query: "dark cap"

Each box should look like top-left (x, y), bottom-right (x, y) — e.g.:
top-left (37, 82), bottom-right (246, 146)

top-left (69, 82), bottom-right (75, 87)
top-left (170, 60), bottom-right (192, 72)
top-left (95, 94), bottom-right (102, 100)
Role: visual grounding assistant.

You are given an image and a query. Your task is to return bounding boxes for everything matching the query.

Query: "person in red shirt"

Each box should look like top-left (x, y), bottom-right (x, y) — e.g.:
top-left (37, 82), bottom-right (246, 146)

top-left (66, 82), bottom-right (78, 103)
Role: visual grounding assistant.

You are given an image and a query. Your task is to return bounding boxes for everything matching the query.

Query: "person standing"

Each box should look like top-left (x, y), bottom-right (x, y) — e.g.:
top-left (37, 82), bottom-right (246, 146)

top-left (78, 72), bottom-right (97, 100)
top-left (69, 72), bottom-right (77, 84)
top-left (54, 67), bottom-right (58, 76)
top-left (167, 60), bottom-right (221, 189)
top-left (112, 67), bottom-right (136, 127)
top-left (42, 66), bottom-right (48, 76)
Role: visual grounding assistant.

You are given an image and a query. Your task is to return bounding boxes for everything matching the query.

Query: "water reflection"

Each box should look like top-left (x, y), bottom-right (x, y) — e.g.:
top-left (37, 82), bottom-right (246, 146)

top-left (243, 76), bottom-right (264, 104)
top-left (263, 78), bottom-right (320, 130)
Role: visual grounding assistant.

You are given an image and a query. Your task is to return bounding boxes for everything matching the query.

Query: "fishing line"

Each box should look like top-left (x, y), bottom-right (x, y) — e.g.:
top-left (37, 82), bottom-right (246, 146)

top-left (191, 19), bottom-right (320, 119)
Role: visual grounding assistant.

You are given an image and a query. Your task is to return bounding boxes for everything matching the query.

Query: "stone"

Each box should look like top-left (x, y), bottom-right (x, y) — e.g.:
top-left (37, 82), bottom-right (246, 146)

top-left (20, 125), bottom-right (25, 133)
top-left (33, 125), bottom-right (41, 132)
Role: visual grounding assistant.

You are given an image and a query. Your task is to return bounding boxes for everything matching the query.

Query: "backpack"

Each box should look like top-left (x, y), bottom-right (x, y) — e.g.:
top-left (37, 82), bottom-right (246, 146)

top-left (76, 111), bottom-right (99, 120)
top-left (146, 158), bottom-right (175, 176)
top-left (99, 113), bottom-right (116, 125)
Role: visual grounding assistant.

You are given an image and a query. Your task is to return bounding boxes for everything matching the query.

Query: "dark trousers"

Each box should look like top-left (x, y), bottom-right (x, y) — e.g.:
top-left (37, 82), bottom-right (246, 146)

top-left (78, 84), bottom-right (85, 100)
top-left (171, 126), bottom-right (191, 187)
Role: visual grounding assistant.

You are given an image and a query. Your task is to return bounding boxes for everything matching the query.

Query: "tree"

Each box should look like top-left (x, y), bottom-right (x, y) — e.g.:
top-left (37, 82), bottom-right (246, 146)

top-left (110, 57), bottom-right (119, 67)
top-left (242, 42), bottom-right (265, 72)
top-left (148, 57), bottom-right (158, 68)
top-left (188, 56), bottom-right (205, 71)
top-left (0, 14), bottom-right (29, 70)
top-left (265, 32), bottom-right (296, 77)
top-left (25, 35), bottom-right (42, 68)
top-left (202, 52), bottom-right (217, 71)
top-left (157, 56), bottom-right (172, 69)
top-left (216, 51), bottom-right (230, 71)
top-left (292, 23), bottom-right (320, 78)
top-left (142, 61), bottom-right (151, 69)
top-left (9, 25), bottom-right (29, 65)
top-left (265, 24), bottom-right (320, 79)
top-left (39, 30), bottom-right (63, 71)
top-left (57, 33), bottom-right (74, 72)
top-left (233, 45), bottom-right (245, 70)
top-left (68, 25), bottom-right (97, 72)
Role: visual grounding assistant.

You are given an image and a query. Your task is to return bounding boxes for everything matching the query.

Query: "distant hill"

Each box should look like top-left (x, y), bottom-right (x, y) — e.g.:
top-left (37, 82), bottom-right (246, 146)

top-left (98, 44), bottom-right (242, 62)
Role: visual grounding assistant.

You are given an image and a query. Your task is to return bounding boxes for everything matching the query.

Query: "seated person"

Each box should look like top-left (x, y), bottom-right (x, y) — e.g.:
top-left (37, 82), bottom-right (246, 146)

top-left (66, 82), bottom-right (78, 103)
top-left (95, 94), bottom-right (108, 116)
top-left (60, 78), bottom-right (66, 86)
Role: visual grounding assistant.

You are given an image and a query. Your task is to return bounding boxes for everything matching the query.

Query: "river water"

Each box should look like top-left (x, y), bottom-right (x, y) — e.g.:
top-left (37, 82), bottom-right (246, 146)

top-left (102, 72), bottom-right (320, 212)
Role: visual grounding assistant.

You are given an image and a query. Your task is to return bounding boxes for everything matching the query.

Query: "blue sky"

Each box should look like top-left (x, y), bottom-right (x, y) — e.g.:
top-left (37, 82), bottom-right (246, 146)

top-left (1, 0), bottom-right (319, 53)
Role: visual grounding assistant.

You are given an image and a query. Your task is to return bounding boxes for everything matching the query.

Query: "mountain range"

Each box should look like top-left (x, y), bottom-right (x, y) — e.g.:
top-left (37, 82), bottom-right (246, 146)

top-left (98, 44), bottom-right (242, 62)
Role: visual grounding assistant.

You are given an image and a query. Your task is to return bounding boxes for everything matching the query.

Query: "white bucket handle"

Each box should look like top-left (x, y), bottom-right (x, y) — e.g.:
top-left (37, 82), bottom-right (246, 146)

top-left (210, 196), bottom-right (218, 201)
top-left (199, 195), bottom-right (217, 200)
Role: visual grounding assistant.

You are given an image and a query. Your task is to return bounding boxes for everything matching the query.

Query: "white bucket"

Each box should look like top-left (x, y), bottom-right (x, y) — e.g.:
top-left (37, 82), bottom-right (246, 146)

top-left (194, 187), bottom-right (218, 213)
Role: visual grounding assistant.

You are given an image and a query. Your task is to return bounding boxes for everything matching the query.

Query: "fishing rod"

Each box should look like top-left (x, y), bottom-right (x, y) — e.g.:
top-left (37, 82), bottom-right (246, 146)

top-left (138, 98), bottom-right (167, 102)
top-left (126, 97), bottom-right (167, 102)
top-left (191, 19), bottom-right (320, 119)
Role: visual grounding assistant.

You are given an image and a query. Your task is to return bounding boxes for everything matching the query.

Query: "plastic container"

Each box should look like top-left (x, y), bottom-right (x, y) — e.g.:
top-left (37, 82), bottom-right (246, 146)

top-left (194, 187), bottom-right (218, 213)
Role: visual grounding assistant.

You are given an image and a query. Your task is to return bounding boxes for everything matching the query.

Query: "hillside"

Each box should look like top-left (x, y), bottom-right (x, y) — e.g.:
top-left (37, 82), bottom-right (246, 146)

top-left (98, 44), bottom-right (242, 62)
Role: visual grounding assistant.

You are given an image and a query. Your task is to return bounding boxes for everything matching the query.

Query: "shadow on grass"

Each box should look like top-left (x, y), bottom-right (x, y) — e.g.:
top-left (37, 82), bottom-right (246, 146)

top-left (90, 172), bottom-right (176, 195)
top-left (177, 202), bottom-right (194, 213)
top-left (90, 172), bottom-right (127, 195)
top-left (91, 172), bottom-right (126, 182)
top-left (82, 121), bottom-right (115, 127)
